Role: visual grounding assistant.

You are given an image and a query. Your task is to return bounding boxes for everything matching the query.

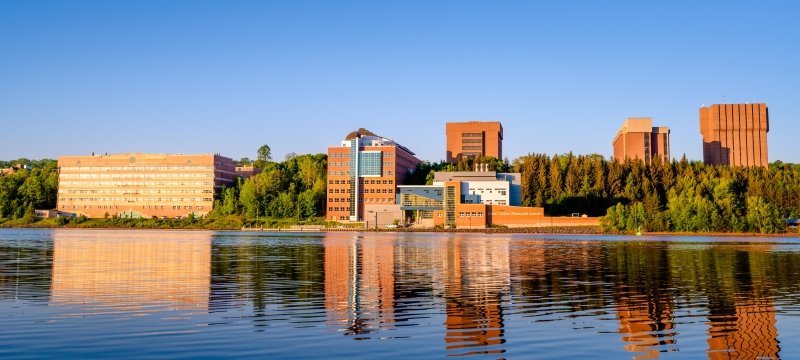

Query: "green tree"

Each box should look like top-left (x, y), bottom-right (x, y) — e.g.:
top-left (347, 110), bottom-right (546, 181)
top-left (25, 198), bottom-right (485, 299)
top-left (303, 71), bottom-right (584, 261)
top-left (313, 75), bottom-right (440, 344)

top-left (257, 144), bottom-right (272, 163)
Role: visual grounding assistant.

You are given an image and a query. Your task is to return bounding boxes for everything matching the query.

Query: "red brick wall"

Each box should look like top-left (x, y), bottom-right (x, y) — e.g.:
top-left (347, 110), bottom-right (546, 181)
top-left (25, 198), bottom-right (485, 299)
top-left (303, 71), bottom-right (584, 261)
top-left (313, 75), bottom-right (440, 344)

top-left (700, 103), bottom-right (768, 167)
top-left (446, 121), bottom-right (503, 162)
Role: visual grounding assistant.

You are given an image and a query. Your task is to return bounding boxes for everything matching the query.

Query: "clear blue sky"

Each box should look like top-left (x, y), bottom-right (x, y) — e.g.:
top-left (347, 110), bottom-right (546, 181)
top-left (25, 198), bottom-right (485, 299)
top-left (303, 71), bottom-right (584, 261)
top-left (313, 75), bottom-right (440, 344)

top-left (1, 0), bottom-right (798, 163)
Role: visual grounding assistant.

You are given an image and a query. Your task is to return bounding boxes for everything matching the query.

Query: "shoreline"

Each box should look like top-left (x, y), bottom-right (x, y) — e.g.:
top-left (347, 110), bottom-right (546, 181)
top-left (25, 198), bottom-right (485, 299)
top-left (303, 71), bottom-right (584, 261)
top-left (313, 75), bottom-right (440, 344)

top-left (1, 224), bottom-right (797, 237)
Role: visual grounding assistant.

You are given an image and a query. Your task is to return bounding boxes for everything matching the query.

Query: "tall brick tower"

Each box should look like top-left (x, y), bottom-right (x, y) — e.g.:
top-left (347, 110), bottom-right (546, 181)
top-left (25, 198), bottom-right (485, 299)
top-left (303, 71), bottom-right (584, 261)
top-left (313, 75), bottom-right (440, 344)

top-left (700, 103), bottom-right (768, 167)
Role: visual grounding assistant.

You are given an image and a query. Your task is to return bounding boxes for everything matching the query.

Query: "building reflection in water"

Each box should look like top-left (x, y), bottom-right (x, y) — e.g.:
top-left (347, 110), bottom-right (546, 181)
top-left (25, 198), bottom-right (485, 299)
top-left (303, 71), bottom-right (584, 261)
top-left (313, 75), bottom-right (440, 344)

top-left (438, 236), bottom-right (509, 357)
top-left (50, 230), bottom-right (211, 312)
top-left (324, 235), bottom-right (395, 335)
top-left (705, 245), bottom-right (780, 359)
top-left (611, 243), bottom-right (677, 360)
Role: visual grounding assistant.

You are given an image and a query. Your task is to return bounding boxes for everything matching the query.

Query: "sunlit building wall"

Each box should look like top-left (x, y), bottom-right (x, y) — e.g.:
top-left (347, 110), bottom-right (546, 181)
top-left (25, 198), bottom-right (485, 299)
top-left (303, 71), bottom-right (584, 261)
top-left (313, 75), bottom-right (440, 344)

top-left (700, 103), bottom-right (769, 167)
top-left (57, 153), bottom-right (236, 218)
top-left (327, 129), bottom-right (421, 222)
top-left (445, 121), bottom-right (503, 162)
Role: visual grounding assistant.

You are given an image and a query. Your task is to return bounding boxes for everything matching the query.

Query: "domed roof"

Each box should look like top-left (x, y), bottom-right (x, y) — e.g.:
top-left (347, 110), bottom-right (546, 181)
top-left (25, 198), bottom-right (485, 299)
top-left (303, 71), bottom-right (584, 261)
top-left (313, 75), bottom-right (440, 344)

top-left (344, 128), bottom-right (379, 140)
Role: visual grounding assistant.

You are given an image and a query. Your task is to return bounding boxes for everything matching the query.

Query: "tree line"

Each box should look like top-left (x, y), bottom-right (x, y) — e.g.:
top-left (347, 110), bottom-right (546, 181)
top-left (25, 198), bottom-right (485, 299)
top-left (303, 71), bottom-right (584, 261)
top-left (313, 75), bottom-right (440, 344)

top-left (513, 153), bottom-right (800, 233)
top-left (212, 153), bottom-right (328, 225)
top-left (0, 159), bottom-right (59, 224)
top-left (2, 151), bottom-right (799, 233)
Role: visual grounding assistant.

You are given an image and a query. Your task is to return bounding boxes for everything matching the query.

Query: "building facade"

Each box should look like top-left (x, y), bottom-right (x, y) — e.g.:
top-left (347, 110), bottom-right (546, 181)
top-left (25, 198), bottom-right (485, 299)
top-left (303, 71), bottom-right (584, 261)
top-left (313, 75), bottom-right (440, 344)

top-left (234, 166), bottom-right (261, 179)
top-left (57, 153), bottom-right (236, 218)
top-left (397, 170), bottom-right (544, 229)
top-left (446, 121), bottom-right (503, 162)
top-left (327, 128), bottom-right (421, 222)
top-left (700, 103), bottom-right (769, 167)
top-left (612, 117), bottom-right (670, 163)
top-left (433, 169), bottom-right (522, 206)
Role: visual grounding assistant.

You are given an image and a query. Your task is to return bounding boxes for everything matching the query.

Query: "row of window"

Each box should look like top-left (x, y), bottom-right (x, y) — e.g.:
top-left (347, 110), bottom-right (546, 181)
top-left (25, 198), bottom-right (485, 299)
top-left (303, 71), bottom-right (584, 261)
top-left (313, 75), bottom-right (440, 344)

top-left (363, 188), bottom-right (393, 194)
top-left (459, 211), bottom-right (484, 217)
top-left (328, 170), bottom-right (396, 176)
top-left (462, 138), bottom-right (482, 144)
top-left (328, 161), bottom-right (394, 168)
top-left (330, 151), bottom-right (394, 159)
top-left (462, 146), bottom-right (483, 150)
top-left (59, 204), bottom-right (207, 210)
top-left (462, 132), bottom-right (483, 137)
top-left (60, 173), bottom-right (213, 179)
top-left (469, 188), bottom-right (507, 195)
top-left (60, 166), bottom-right (215, 172)
top-left (59, 197), bottom-right (214, 202)
top-left (59, 181), bottom-right (215, 187)
top-left (59, 189), bottom-right (212, 195)
top-left (361, 179), bottom-right (393, 185)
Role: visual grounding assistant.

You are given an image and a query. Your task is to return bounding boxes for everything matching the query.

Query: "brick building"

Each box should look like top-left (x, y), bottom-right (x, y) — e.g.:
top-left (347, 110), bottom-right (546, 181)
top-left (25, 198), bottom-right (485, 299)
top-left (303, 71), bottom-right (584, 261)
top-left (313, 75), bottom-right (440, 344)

top-left (57, 153), bottom-right (236, 218)
top-left (446, 121), bottom-right (503, 162)
top-left (612, 117), bottom-right (670, 163)
top-left (327, 128), bottom-right (421, 222)
top-left (700, 103), bottom-right (769, 167)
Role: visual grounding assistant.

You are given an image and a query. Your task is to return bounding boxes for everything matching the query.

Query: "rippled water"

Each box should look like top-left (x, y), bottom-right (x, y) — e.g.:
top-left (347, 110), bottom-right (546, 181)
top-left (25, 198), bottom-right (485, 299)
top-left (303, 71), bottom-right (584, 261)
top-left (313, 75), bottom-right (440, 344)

top-left (1, 229), bottom-right (800, 359)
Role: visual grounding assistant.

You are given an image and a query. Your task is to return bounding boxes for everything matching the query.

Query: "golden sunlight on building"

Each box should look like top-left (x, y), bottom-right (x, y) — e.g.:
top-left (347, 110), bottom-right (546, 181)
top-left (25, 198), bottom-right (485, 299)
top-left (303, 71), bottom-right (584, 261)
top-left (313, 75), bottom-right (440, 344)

top-left (50, 230), bottom-right (211, 311)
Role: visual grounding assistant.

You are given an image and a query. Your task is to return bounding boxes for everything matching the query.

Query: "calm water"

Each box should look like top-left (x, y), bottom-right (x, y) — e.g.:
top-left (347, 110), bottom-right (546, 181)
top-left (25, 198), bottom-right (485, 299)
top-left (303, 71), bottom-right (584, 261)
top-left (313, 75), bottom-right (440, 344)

top-left (1, 230), bottom-right (800, 359)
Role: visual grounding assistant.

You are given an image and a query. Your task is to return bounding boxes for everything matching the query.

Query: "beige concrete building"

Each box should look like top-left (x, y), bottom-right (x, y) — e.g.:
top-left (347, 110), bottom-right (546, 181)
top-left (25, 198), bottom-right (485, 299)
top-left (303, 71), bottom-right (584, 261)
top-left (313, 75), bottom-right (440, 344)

top-left (57, 153), bottom-right (236, 218)
top-left (700, 103), bottom-right (769, 167)
top-left (612, 117), bottom-right (670, 163)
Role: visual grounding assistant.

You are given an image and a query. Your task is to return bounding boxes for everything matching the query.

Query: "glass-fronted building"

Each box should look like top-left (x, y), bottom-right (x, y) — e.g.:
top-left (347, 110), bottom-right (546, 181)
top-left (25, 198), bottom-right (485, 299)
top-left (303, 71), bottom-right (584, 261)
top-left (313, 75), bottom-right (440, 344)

top-left (327, 128), bottom-right (421, 222)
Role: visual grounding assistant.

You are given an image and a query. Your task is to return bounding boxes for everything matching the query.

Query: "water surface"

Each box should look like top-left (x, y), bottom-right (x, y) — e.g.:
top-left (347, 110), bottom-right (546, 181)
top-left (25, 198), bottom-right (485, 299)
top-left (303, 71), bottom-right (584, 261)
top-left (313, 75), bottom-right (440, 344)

top-left (1, 229), bottom-right (799, 359)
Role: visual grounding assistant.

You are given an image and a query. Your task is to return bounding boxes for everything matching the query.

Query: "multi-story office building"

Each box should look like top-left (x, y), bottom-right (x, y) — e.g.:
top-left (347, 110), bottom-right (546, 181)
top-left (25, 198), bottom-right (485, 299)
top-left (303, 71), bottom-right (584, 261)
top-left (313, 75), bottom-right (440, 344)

top-left (446, 121), bottom-right (503, 162)
top-left (327, 128), bottom-right (421, 222)
top-left (700, 103), bottom-right (769, 167)
top-left (57, 153), bottom-right (236, 218)
top-left (612, 117), bottom-right (670, 163)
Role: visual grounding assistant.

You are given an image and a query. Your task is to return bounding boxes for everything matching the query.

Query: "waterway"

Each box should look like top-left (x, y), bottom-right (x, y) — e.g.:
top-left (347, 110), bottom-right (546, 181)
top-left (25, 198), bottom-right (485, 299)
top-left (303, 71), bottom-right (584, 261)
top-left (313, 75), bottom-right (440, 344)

top-left (1, 229), bottom-right (799, 359)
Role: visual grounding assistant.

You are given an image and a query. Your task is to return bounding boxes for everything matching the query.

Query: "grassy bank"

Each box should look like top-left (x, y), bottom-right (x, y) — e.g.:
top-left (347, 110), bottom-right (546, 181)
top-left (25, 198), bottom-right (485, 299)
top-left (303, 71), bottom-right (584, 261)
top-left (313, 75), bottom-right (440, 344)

top-left (2, 218), bottom-right (795, 236)
top-left (0, 215), bottom-right (329, 230)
